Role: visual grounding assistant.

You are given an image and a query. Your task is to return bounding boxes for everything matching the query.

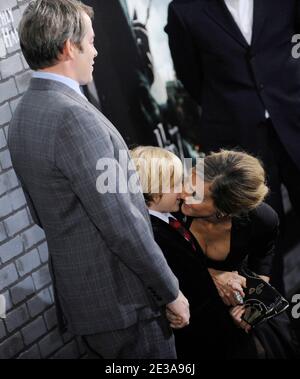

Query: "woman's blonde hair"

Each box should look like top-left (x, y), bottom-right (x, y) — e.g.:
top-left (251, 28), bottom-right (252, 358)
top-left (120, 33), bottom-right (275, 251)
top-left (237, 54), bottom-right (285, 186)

top-left (194, 150), bottom-right (269, 216)
top-left (130, 146), bottom-right (183, 206)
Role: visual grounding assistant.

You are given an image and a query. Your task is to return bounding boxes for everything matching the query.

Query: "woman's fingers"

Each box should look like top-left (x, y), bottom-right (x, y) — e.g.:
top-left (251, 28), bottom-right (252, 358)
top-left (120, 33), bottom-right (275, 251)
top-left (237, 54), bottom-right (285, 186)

top-left (230, 306), bottom-right (251, 333)
top-left (240, 276), bottom-right (247, 288)
top-left (232, 272), bottom-right (247, 288)
top-left (225, 279), bottom-right (246, 305)
top-left (218, 288), bottom-right (232, 306)
top-left (230, 305), bottom-right (243, 316)
top-left (230, 282), bottom-right (245, 298)
top-left (231, 306), bottom-right (244, 319)
top-left (235, 307), bottom-right (245, 320)
top-left (223, 287), bottom-right (243, 306)
top-left (213, 270), bottom-right (247, 306)
top-left (233, 288), bottom-right (251, 333)
top-left (224, 297), bottom-right (232, 306)
top-left (230, 305), bottom-right (244, 320)
top-left (223, 291), bottom-right (239, 306)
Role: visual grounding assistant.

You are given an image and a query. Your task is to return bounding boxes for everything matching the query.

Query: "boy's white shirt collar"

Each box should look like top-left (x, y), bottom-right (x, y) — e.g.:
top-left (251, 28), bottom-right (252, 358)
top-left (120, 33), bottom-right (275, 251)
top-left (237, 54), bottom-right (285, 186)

top-left (148, 209), bottom-right (176, 224)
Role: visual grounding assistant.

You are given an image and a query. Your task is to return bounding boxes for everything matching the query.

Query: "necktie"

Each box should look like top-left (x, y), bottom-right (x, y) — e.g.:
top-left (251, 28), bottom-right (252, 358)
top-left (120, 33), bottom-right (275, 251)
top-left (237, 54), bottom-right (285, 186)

top-left (169, 218), bottom-right (197, 251)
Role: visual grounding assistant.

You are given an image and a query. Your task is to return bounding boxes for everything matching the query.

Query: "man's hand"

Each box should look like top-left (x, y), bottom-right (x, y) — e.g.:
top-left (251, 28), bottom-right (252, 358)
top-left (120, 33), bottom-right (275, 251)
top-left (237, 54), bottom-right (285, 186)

top-left (166, 291), bottom-right (190, 329)
top-left (208, 269), bottom-right (246, 306)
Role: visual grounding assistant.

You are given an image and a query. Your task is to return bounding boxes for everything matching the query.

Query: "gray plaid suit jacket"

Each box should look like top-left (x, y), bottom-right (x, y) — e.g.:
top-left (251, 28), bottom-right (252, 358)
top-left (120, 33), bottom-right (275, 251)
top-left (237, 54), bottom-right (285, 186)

top-left (8, 78), bottom-right (179, 335)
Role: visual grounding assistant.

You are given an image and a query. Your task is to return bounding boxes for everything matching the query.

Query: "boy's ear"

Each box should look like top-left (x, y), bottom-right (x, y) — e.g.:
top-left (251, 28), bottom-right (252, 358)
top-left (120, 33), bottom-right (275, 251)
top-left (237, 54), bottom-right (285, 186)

top-left (152, 194), bottom-right (162, 204)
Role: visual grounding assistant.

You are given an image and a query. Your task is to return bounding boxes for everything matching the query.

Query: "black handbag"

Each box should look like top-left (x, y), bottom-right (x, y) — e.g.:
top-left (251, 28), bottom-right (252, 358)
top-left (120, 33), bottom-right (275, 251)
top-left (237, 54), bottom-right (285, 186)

top-left (239, 267), bottom-right (289, 328)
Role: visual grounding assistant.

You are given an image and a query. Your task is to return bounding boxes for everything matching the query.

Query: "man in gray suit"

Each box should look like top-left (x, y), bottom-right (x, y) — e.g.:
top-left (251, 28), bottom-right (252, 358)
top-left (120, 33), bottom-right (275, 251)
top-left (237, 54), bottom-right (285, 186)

top-left (8, 0), bottom-right (190, 359)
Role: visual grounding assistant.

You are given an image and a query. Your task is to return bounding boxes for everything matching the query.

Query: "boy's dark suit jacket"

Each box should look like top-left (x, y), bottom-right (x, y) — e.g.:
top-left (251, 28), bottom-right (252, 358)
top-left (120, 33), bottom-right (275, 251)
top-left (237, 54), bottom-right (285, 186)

top-left (150, 215), bottom-right (257, 359)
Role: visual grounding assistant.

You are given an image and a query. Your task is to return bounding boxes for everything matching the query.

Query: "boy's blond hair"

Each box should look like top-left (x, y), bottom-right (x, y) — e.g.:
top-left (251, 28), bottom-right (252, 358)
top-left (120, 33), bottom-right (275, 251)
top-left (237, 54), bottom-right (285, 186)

top-left (131, 146), bottom-right (183, 206)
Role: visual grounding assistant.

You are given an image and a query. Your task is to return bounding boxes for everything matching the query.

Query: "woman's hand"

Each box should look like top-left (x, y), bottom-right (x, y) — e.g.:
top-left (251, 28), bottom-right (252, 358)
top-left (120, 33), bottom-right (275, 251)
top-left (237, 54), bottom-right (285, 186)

top-left (229, 305), bottom-right (251, 333)
top-left (208, 268), bottom-right (247, 306)
top-left (258, 275), bottom-right (270, 283)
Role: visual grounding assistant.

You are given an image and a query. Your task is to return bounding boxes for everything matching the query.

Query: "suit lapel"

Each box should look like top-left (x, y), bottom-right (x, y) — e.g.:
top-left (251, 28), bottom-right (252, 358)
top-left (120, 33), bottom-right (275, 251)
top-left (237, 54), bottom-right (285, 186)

top-left (251, 0), bottom-right (267, 48)
top-left (203, 0), bottom-right (249, 48)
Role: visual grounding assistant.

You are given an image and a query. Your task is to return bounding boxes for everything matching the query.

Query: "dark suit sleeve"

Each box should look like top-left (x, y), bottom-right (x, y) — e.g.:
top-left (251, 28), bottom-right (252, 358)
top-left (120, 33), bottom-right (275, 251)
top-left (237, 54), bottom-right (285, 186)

top-left (296, 0), bottom-right (300, 32)
top-left (247, 204), bottom-right (279, 277)
top-left (55, 107), bottom-right (179, 306)
top-left (166, 3), bottom-right (203, 103)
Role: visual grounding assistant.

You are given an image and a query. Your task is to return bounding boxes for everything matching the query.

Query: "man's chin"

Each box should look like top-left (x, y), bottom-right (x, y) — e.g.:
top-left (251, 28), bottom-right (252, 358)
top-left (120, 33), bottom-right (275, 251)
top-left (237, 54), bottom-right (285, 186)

top-left (79, 76), bottom-right (93, 86)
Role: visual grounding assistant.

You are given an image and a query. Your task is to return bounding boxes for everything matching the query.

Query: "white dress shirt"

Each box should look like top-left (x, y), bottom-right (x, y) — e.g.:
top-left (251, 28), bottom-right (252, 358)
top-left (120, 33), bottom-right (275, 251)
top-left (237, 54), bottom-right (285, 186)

top-left (224, 0), bottom-right (254, 45)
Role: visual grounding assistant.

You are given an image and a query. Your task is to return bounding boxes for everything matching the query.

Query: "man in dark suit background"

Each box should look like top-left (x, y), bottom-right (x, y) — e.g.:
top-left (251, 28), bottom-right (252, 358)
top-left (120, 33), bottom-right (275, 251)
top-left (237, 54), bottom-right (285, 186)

top-left (8, 0), bottom-right (190, 359)
top-left (166, 0), bottom-right (300, 219)
top-left (166, 0), bottom-right (300, 291)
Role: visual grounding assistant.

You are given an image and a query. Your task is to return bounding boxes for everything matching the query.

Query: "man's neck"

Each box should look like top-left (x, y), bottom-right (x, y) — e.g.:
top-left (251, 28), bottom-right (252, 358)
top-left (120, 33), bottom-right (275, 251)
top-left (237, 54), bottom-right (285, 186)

top-left (39, 67), bottom-right (79, 84)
